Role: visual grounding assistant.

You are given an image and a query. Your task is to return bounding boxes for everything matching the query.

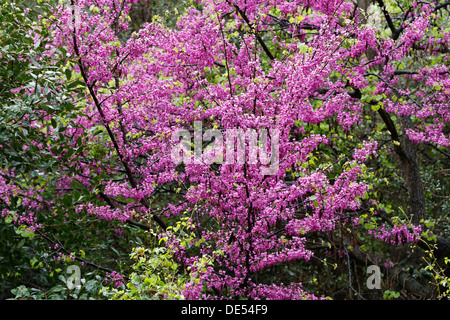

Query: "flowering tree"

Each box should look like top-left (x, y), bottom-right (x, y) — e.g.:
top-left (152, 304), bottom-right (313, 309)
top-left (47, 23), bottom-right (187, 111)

top-left (2, 0), bottom-right (449, 299)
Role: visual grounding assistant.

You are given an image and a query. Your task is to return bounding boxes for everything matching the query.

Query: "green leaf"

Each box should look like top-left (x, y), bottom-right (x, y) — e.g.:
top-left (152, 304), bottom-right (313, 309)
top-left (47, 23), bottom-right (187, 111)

top-left (62, 193), bottom-right (73, 207)
top-left (65, 148), bottom-right (75, 160)
top-left (65, 68), bottom-right (72, 80)
top-left (17, 238), bottom-right (25, 248)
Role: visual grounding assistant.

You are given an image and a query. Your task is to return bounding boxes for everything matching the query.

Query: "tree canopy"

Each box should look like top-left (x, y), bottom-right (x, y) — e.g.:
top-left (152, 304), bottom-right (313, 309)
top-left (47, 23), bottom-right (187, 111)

top-left (1, 0), bottom-right (449, 300)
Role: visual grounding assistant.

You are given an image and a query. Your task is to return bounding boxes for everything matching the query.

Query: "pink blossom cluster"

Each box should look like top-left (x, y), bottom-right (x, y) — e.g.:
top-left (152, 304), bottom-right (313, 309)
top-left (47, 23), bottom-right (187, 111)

top-left (34, 0), bottom-right (450, 300)
top-left (0, 170), bottom-right (17, 207)
top-left (353, 141), bottom-right (378, 163)
top-left (368, 223), bottom-right (422, 246)
top-left (105, 271), bottom-right (125, 288)
top-left (0, 169), bottom-right (43, 229)
top-left (75, 203), bottom-right (131, 222)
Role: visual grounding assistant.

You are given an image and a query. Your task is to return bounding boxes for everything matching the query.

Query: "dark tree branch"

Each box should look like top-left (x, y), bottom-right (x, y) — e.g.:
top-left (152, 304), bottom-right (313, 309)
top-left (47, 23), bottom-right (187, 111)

top-left (230, 2), bottom-right (275, 60)
top-left (376, 0), bottom-right (402, 40)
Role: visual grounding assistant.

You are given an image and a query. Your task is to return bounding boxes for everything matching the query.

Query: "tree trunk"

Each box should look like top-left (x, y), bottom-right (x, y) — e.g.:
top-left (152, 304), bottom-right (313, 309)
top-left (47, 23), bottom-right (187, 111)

top-left (398, 116), bottom-right (426, 225)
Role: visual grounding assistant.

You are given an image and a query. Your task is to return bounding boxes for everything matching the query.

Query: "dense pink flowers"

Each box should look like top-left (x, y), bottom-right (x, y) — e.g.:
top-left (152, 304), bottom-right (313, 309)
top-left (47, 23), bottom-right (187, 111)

top-left (353, 141), bottom-right (378, 163)
top-left (105, 271), bottom-right (125, 288)
top-left (3, 0), bottom-right (441, 300)
top-left (369, 224), bottom-right (422, 246)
